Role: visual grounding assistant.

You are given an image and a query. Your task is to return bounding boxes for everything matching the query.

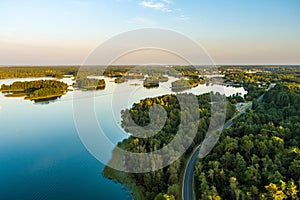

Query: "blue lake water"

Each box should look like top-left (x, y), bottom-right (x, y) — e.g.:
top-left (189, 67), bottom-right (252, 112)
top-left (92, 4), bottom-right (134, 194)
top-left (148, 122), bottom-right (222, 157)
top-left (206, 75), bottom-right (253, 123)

top-left (0, 77), bottom-right (246, 199)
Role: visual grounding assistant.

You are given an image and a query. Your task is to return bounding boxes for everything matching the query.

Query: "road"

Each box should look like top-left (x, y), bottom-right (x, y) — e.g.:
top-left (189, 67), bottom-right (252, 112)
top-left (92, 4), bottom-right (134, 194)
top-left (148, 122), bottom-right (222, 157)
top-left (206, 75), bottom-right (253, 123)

top-left (182, 117), bottom-right (236, 200)
top-left (182, 84), bottom-right (275, 200)
top-left (182, 147), bottom-right (200, 200)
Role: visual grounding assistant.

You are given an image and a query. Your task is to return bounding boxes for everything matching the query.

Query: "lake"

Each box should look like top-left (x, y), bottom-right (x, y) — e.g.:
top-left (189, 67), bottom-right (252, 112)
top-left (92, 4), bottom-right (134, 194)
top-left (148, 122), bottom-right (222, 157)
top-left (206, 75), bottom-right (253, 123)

top-left (0, 77), bottom-right (246, 199)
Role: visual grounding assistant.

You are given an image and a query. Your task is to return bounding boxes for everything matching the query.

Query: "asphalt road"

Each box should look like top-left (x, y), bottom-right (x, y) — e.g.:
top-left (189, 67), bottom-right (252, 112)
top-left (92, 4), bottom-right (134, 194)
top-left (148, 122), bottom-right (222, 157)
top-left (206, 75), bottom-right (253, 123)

top-left (182, 147), bottom-right (200, 200)
top-left (182, 118), bottom-right (235, 200)
top-left (181, 84), bottom-right (276, 200)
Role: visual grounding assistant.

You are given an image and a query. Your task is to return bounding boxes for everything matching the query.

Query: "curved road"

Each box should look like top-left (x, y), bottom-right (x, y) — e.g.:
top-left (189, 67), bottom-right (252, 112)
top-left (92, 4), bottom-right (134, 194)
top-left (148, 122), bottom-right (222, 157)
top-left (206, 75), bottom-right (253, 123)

top-left (182, 84), bottom-right (276, 200)
top-left (182, 146), bottom-right (201, 200)
top-left (182, 119), bottom-right (235, 200)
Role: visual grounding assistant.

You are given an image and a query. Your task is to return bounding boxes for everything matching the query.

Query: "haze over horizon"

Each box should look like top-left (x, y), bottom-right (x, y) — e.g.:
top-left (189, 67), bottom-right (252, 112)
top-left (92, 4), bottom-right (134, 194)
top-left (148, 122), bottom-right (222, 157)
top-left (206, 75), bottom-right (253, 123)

top-left (0, 0), bottom-right (299, 65)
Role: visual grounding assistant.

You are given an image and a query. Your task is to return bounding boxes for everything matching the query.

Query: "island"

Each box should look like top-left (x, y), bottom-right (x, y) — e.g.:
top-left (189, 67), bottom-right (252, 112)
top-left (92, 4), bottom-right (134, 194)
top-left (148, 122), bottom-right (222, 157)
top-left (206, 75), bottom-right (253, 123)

top-left (143, 75), bottom-right (168, 88)
top-left (171, 79), bottom-right (192, 92)
top-left (75, 78), bottom-right (106, 90)
top-left (114, 77), bottom-right (126, 84)
top-left (171, 77), bottom-right (205, 92)
top-left (143, 77), bottom-right (160, 88)
top-left (0, 80), bottom-right (68, 102)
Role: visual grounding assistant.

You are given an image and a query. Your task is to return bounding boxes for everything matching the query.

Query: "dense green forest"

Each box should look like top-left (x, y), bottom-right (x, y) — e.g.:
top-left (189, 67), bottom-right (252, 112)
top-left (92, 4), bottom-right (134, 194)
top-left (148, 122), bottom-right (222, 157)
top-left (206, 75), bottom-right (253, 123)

top-left (103, 66), bottom-right (300, 200)
top-left (103, 93), bottom-right (236, 200)
top-left (0, 66), bottom-right (193, 85)
top-left (170, 77), bottom-right (204, 92)
top-left (143, 76), bottom-right (160, 88)
top-left (0, 66), bottom-right (79, 79)
top-left (171, 79), bottom-right (192, 92)
top-left (195, 83), bottom-right (300, 199)
top-left (75, 77), bottom-right (106, 90)
top-left (223, 66), bottom-right (300, 101)
top-left (0, 80), bottom-right (68, 101)
top-left (143, 75), bottom-right (169, 88)
top-left (173, 66), bottom-right (206, 88)
top-left (103, 66), bottom-right (179, 78)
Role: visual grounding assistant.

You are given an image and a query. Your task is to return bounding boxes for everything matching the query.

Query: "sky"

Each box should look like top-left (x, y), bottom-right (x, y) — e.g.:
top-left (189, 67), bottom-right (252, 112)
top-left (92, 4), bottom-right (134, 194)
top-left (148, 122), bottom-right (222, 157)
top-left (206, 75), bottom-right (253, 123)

top-left (0, 0), bottom-right (299, 65)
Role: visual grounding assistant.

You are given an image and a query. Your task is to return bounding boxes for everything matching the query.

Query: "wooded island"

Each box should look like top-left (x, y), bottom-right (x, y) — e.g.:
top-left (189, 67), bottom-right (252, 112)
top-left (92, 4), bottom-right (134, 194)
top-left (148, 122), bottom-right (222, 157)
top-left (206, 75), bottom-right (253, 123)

top-left (0, 80), bottom-right (68, 102)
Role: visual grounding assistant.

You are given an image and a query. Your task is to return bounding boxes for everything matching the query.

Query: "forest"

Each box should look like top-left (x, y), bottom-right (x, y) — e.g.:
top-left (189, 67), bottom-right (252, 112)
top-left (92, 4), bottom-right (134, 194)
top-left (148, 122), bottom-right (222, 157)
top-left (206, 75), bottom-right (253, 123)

top-left (223, 66), bottom-right (300, 101)
top-left (75, 77), bottom-right (106, 90)
top-left (103, 92), bottom-right (236, 200)
top-left (0, 66), bottom-right (79, 79)
top-left (194, 83), bottom-right (300, 199)
top-left (143, 76), bottom-right (160, 88)
top-left (171, 79), bottom-right (191, 92)
top-left (0, 80), bottom-right (68, 101)
top-left (103, 66), bottom-right (300, 200)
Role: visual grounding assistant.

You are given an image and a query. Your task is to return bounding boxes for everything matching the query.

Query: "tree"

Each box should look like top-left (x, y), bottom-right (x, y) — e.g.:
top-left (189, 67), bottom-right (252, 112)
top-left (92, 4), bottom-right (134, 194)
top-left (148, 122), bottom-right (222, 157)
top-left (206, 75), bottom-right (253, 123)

top-left (163, 194), bottom-right (175, 200)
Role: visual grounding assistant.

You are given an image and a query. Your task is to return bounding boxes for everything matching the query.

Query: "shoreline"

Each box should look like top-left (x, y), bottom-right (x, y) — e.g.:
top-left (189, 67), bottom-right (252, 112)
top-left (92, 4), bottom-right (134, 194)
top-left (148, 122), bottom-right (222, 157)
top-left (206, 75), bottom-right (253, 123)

top-left (102, 166), bottom-right (145, 200)
top-left (25, 94), bottom-right (64, 101)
